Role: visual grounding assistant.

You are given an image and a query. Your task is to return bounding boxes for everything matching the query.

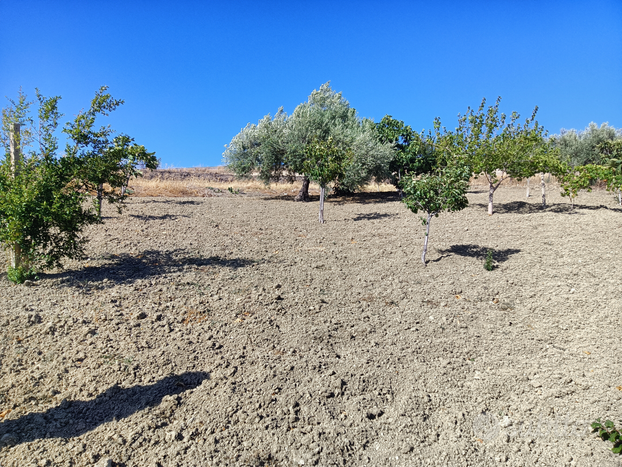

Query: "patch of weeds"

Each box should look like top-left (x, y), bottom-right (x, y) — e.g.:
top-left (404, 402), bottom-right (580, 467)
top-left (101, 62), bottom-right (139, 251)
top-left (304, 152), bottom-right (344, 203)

top-left (7, 265), bottom-right (37, 284)
top-left (102, 354), bottom-right (134, 372)
top-left (228, 187), bottom-right (241, 195)
top-left (207, 186), bottom-right (223, 193)
top-left (592, 419), bottom-right (622, 454)
top-left (484, 249), bottom-right (495, 271)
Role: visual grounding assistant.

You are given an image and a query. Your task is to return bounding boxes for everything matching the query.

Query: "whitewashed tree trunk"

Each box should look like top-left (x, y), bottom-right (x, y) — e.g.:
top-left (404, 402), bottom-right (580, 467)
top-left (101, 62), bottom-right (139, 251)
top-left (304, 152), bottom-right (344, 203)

top-left (421, 213), bottom-right (433, 266)
top-left (526, 177), bottom-right (530, 198)
top-left (488, 183), bottom-right (495, 215)
top-left (540, 173), bottom-right (546, 208)
top-left (618, 189), bottom-right (621, 205)
top-left (319, 186), bottom-right (325, 223)
top-left (9, 124), bottom-right (22, 269)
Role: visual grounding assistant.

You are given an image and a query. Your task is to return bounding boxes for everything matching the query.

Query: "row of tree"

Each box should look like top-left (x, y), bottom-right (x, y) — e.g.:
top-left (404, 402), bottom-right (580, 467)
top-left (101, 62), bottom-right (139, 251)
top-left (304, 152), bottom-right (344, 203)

top-left (0, 87), bottom-right (157, 282)
top-left (224, 83), bottom-right (622, 220)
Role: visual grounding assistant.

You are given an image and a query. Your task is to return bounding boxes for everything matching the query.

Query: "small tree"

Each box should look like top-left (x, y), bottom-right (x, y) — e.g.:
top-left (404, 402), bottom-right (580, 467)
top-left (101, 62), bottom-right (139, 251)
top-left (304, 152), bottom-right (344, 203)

top-left (598, 140), bottom-right (622, 205)
top-left (302, 137), bottom-right (351, 223)
top-left (457, 97), bottom-right (546, 215)
top-left (1, 92), bottom-right (99, 281)
top-left (402, 163), bottom-right (470, 265)
top-left (1, 87), bottom-right (152, 282)
top-left (558, 164), bottom-right (604, 208)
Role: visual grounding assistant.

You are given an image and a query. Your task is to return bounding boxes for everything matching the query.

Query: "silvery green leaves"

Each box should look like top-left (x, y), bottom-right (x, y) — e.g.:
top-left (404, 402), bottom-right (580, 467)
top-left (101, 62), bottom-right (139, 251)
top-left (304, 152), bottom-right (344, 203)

top-left (223, 82), bottom-right (394, 199)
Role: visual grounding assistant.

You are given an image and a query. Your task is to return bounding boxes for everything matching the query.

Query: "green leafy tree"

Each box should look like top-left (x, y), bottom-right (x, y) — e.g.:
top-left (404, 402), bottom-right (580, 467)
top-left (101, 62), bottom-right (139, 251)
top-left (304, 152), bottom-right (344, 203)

top-left (302, 137), bottom-right (352, 223)
top-left (557, 163), bottom-right (605, 208)
top-left (63, 86), bottom-right (156, 219)
top-left (401, 123), bottom-right (470, 265)
top-left (598, 140), bottom-right (622, 204)
top-left (1, 87), bottom-right (153, 282)
top-left (402, 163), bottom-right (470, 266)
top-left (375, 115), bottom-right (435, 187)
top-left (1, 91), bottom-right (99, 281)
top-left (456, 97), bottom-right (547, 215)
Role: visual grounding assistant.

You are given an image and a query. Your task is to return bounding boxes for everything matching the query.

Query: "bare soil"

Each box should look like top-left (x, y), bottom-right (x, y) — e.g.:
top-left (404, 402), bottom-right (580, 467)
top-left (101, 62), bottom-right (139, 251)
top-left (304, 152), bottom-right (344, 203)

top-left (0, 186), bottom-right (621, 467)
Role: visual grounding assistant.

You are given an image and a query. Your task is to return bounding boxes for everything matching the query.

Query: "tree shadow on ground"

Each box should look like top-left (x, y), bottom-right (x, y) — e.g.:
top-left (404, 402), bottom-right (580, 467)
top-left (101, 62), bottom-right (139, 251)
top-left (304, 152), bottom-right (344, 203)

top-left (470, 201), bottom-right (622, 214)
top-left (352, 212), bottom-right (398, 221)
top-left (134, 199), bottom-right (203, 206)
top-left (331, 191), bottom-right (401, 205)
top-left (0, 372), bottom-right (208, 447)
top-left (129, 213), bottom-right (190, 221)
top-left (434, 244), bottom-right (521, 264)
top-left (43, 249), bottom-right (256, 287)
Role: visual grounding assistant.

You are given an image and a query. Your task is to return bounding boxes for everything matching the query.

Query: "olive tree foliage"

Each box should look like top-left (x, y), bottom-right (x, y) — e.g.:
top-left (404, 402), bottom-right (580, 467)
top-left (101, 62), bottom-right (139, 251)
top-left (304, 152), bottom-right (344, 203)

top-left (455, 97), bottom-right (549, 215)
top-left (550, 122), bottom-right (621, 167)
top-left (223, 82), bottom-right (393, 201)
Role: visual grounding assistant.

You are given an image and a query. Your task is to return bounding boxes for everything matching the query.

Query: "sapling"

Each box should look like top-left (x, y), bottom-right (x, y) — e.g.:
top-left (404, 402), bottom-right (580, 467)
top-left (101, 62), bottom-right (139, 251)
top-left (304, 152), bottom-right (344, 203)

top-left (303, 137), bottom-right (351, 223)
top-left (402, 164), bottom-right (470, 265)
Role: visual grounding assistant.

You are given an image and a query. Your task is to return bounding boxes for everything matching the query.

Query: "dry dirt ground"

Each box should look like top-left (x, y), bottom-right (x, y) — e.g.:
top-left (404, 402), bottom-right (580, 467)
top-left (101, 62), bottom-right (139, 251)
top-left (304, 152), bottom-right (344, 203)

top-left (0, 186), bottom-right (621, 467)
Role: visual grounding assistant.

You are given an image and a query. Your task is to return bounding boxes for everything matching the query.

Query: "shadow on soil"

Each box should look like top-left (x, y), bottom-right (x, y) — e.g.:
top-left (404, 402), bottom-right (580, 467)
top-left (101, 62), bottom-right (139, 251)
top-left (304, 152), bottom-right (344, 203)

top-left (134, 199), bottom-right (203, 206)
top-left (471, 201), bottom-right (622, 214)
top-left (352, 212), bottom-right (398, 221)
top-left (261, 191), bottom-right (401, 205)
top-left (43, 249), bottom-right (255, 287)
top-left (0, 372), bottom-right (209, 446)
top-left (129, 213), bottom-right (190, 221)
top-left (434, 244), bottom-right (521, 264)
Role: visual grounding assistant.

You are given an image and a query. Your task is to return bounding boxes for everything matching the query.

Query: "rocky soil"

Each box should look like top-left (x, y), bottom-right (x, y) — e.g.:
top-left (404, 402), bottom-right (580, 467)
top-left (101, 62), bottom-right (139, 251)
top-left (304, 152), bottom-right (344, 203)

top-left (0, 186), bottom-right (621, 467)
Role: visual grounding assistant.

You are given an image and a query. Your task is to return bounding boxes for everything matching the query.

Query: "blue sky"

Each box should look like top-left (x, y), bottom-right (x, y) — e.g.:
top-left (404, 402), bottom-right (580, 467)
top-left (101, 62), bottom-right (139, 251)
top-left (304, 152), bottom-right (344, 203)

top-left (1, 1), bottom-right (621, 168)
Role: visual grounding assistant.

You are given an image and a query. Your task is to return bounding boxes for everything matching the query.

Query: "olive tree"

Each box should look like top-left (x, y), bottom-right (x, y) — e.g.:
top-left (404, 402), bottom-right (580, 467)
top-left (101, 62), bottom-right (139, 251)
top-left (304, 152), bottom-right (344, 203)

top-left (551, 123), bottom-right (621, 167)
top-left (223, 82), bottom-right (393, 201)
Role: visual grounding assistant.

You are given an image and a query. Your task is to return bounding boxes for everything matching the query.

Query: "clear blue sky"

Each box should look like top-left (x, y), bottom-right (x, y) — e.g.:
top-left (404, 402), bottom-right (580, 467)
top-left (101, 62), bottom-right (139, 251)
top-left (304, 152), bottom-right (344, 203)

top-left (2, 1), bottom-right (621, 168)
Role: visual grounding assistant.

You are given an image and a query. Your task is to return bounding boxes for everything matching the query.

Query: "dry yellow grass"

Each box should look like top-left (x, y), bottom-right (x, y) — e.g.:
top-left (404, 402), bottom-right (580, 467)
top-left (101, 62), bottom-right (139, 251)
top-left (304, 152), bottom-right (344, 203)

top-left (127, 167), bottom-right (564, 197)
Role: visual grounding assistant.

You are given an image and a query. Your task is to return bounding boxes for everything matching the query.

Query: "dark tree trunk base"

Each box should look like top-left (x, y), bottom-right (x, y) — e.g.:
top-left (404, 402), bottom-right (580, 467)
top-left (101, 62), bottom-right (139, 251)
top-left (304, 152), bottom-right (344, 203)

top-left (294, 177), bottom-right (310, 202)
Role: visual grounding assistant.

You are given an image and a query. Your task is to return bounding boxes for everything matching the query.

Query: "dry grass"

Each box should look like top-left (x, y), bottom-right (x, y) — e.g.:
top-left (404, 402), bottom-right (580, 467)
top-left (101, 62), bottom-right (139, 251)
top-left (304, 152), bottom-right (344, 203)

top-left (127, 167), bottom-right (564, 197)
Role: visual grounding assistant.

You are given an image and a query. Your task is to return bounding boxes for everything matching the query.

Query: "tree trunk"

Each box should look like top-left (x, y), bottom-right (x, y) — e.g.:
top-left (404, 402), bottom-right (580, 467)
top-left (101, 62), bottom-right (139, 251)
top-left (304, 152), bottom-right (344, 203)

top-left (618, 189), bottom-right (621, 206)
top-left (9, 123), bottom-right (22, 270)
top-left (488, 183), bottom-right (495, 215)
top-left (319, 186), bottom-right (325, 223)
top-left (526, 177), bottom-right (530, 198)
top-left (97, 184), bottom-right (104, 219)
top-left (540, 173), bottom-right (546, 208)
top-left (294, 176), bottom-right (310, 202)
top-left (421, 213), bottom-right (432, 266)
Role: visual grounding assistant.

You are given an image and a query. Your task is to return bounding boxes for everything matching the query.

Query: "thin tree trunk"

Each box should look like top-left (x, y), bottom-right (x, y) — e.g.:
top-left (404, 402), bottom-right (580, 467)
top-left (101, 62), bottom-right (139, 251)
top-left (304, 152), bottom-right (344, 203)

top-left (540, 172), bottom-right (546, 208)
top-left (9, 123), bottom-right (22, 270)
top-left (488, 183), bottom-right (495, 215)
top-left (421, 213), bottom-right (432, 266)
top-left (294, 176), bottom-right (310, 202)
top-left (526, 177), bottom-right (530, 198)
top-left (319, 186), bottom-right (325, 223)
top-left (618, 189), bottom-right (621, 205)
top-left (97, 184), bottom-right (104, 219)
